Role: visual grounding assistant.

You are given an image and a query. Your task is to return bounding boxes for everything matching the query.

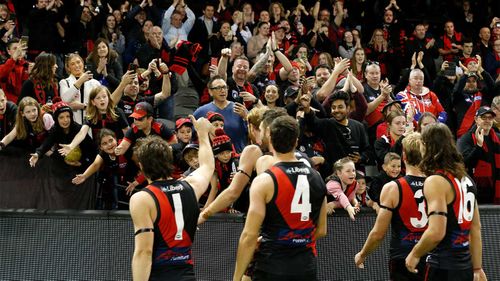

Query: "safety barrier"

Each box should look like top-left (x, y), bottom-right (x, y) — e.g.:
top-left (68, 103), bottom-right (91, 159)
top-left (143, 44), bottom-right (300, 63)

top-left (0, 207), bottom-right (498, 281)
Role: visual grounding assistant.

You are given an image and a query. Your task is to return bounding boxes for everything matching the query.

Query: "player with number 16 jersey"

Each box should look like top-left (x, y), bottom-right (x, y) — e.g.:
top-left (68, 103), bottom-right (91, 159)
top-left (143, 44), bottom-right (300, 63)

top-left (256, 161), bottom-right (327, 278)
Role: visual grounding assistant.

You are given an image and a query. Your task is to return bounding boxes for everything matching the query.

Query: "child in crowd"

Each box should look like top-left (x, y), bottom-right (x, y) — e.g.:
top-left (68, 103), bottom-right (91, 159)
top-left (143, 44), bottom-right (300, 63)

top-left (0, 90), bottom-right (17, 141)
top-left (1, 97), bottom-right (54, 150)
top-left (171, 117), bottom-right (194, 178)
top-left (72, 129), bottom-right (127, 209)
top-left (207, 111), bottom-right (224, 129)
top-left (57, 86), bottom-right (129, 157)
top-left (29, 101), bottom-right (96, 168)
top-left (205, 129), bottom-right (241, 212)
top-left (367, 152), bottom-right (402, 212)
top-left (325, 157), bottom-right (360, 221)
top-left (355, 171), bottom-right (369, 207)
top-left (182, 143), bottom-right (199, 177)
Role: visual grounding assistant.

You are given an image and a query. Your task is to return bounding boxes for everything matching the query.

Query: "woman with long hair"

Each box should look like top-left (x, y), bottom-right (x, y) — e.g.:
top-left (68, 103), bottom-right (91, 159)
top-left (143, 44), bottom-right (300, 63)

top-left (365, 28), bottom-right (394, 79)
top-left (18, 53), bottom-right (59, 105)
top-left (0, 97), bottom-right (53, 150)
top-left (60, 53), bottom-right (101, 124)
top-left (351, 48), bottom-right (367, 81)
top-left (86, 38), bottom-right (123, 91)
top-left (98, 14), bottom-right (126, 55)
top-left (268, 2), bottom-right (286, 26)
top-left (339, 30), bottom-right (362, 59)
top-left (58, 86), bottom-right (129, 157)
top-left (246, 21), bottom-right (270, 61)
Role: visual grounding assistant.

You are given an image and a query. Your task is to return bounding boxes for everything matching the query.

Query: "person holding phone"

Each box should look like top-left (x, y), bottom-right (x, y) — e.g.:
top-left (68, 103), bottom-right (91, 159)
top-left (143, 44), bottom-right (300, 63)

top-left (0, 38), bottom-right (29, 103)
top-left (60, 53), bottom-right (101, 124)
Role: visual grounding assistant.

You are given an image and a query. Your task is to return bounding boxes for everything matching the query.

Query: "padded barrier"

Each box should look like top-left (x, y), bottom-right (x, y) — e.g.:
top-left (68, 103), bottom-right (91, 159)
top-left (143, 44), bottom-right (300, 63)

top-left (0, 207), bottom-right (499, 281)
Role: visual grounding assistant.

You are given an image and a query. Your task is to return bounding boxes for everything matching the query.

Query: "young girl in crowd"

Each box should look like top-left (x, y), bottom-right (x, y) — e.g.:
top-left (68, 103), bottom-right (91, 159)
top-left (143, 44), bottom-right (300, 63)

top-left (57, 86), bottom-right (129, 157)
top-left (0, 97), bottom-right (54, 150)
top-left (72, 129), bottom-right (127, 210)
top-left (325, 157), bottom-right (360, 221)
top-left (29, 101), bottom-right (96, 168)
top-left (367, 152), bottom-right (402, 212)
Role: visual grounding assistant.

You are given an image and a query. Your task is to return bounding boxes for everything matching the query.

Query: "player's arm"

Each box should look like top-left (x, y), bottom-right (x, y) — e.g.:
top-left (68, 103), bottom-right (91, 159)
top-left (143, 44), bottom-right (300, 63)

top-left (199, 145), bottom-right (262, 223)
top-left (185, 116), bottom-right (215, 201)
top-left (130, 191), bottom-right (155, 281)
top-left (255, 154), bottom-right (274, 175)
top-left (315, 198), bottom-right (328, 239)
top-left (470, 202), bottom-right (487, 280)
top-left (406, 175), bottom-right (448, 273)
top-left (233, 173), bottom-right (270, 281)
top-left (355, 181), bottom-right (398, 268)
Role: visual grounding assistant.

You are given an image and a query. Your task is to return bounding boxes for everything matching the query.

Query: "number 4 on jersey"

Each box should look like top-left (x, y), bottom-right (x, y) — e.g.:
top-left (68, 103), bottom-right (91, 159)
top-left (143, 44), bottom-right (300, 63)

top-left (291, 175), bottom-right (312, 221)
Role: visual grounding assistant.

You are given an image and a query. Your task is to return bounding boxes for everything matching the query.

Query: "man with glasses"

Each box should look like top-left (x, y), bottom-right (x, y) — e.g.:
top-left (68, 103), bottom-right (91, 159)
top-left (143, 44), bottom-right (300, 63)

top-left (458, 106), bottom-right (500, 204)
top-left (193, 75), bottom-right (248, 153)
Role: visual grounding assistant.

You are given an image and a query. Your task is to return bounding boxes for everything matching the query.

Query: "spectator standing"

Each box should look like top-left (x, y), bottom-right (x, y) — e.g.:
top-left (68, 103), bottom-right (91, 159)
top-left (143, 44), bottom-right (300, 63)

top-left (0, 90), bottom-right (16, 140)
top-left (437, 20), bottom-right (463, 62)
top-left (86, 38), bottom-right (123, 91)
top-left (458, 106), bottom-right (500, 204)
top-left (0, 38), bottom-right (29, 103)
top-left (161, 0), bottom-right (195, 47)
top-left (18, 53), bottom-right (59, 105)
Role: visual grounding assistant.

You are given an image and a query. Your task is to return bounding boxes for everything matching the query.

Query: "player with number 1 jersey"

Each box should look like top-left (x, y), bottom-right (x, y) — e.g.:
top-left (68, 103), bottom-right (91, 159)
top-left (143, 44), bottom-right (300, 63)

top-left (256, 161), bottom-right (327, 278)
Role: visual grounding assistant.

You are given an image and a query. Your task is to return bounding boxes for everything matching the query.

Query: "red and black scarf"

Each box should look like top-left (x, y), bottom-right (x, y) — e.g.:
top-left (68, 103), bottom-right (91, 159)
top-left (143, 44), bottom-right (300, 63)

top-left (471, 128), bottom-right (500, 204)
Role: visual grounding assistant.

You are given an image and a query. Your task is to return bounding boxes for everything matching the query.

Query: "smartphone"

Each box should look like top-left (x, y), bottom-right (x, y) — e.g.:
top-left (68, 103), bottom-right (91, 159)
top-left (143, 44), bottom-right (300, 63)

top-left (128, 63), bottom-right (138, 73)
top-left (210, 57), bottom-right (218, 67)
top-left (496, 22), bottom-right (500, 28)
top-left (444, 61), bottom-right (456, 76)
top-left (9, 13), bottom-right (16, 21)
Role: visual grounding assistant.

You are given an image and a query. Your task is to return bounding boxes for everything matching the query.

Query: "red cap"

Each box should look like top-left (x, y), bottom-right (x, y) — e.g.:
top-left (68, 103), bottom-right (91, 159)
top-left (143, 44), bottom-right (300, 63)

top-left (130, 102), bottom-right (153, 119)
top-left (175, 117), bottom-right (193, 130)
top-left (464, 57), bottom-right (478, 66)
top-left (207, 111), bottom-right (224, 123)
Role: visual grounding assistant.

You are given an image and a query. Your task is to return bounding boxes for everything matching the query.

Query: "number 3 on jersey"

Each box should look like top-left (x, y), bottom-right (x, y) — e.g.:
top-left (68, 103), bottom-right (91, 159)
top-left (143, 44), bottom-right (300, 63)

top-left (291, 175), bottom-right (312, 221)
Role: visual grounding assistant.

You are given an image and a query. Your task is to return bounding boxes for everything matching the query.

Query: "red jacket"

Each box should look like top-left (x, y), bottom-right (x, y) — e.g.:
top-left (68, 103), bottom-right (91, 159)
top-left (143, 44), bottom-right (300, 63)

top-left (0, 58), bottom-right (29, 103)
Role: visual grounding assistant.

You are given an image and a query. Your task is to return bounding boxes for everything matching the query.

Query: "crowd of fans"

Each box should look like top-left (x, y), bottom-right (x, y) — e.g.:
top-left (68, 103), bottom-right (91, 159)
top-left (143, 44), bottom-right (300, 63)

top-left (0, 0), bottom-right (498, 211)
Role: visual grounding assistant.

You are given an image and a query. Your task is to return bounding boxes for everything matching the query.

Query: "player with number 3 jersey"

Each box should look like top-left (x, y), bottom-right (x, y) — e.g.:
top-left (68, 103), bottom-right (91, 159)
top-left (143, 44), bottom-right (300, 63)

top-left (129, 116), bottom-right (215, 281)
top-left (405, 124), bottom-right (487, 281)
top-left (355, 133), bottom-right (428, 281)
top-left (233, 116), bottom-right (327, 281)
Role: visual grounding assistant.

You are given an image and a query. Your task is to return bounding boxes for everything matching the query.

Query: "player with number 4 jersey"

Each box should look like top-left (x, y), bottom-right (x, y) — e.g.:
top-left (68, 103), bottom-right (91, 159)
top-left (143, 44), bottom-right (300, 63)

top-left (129, 116), bottom-right (215, 281)
top-left (356, 133), bottom-right (428, 281)
top-left (405, 124), bottom-right (487, 281)
top-left (233, 116), bottom-right (327, 281)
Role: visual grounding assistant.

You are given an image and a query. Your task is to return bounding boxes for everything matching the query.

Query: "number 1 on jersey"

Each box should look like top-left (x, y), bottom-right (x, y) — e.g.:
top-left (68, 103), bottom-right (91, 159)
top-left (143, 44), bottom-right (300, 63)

top-left (291, 174), bottom-right (311, 221)
top-left (172, 193), bottom-right (185, 240)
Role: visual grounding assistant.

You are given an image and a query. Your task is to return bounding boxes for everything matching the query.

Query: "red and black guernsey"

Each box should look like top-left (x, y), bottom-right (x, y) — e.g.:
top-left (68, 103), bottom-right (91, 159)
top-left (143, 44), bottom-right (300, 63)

top-left (390, 175), bottom-right (427, 260)
top-left (142, 180), bottom-right (199, 279)
top-left (426, 171), bottom-right (477, 270)
top-left (256, 161), bottom-right (327, 276)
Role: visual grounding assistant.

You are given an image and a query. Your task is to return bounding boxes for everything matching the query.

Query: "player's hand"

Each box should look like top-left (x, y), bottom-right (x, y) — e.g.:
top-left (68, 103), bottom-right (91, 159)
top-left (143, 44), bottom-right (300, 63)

top-left (72, 174), bottom-right (86, 185)
top-left (354, 252), bottom-right (366, 269)
top-left (189, 115), bottom-right (214, 137)
top-left (474, 268), bottom-right (487, 281)
top-left (326, 202), bottom-right (336, 215)
top-left (405, 253), bottom-right (420, 274)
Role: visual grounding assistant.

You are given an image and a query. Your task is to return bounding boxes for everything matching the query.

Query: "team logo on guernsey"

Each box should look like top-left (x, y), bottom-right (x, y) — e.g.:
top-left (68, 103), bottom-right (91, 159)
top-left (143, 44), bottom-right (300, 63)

top-left (155, 247), bottom-right (191, 265)
top-left (286, 167), bottom-right (310, 174)
top-left (277, 228), bottom-right (313, 246)
top-left (452, 232), bottom-right (470, 248)
top-left (161, 184), bottom-right (185, 192)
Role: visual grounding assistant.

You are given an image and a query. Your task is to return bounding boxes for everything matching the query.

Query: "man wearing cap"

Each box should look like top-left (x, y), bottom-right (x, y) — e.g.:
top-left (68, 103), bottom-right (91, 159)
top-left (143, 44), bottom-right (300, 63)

top-left (458, 106), bottom-right (500, 204)
top-left (193, 75), bottom-right (248, 153)
top-left (115, 102), bottom-right (177, 156)
top-left (453, 58), bottom-right (495, 137)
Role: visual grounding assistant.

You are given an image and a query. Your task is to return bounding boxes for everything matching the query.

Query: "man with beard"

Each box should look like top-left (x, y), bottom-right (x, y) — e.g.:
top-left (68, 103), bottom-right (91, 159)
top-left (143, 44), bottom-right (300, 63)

top-left (314, 59), bottom-right (350, 103)
top-left (458, 106), bottom-right (500, 204)
top-left (302, 90), bottom-right (371, 176)
top-left (453, 58), bottom-right (495, 138)
top-left (406, 24), bottom-right (439, 81)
